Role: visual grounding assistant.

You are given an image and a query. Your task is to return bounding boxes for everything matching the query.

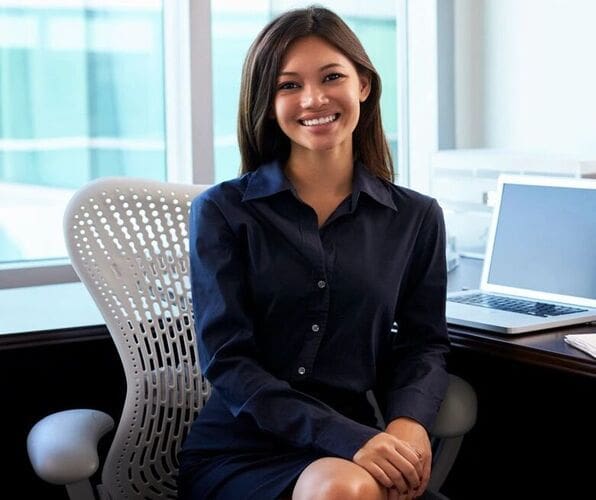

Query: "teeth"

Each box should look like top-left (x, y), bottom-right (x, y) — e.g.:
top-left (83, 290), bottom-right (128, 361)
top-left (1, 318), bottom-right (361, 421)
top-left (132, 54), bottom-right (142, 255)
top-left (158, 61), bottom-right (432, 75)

top-left (300, 114), bottom-right (338, 127)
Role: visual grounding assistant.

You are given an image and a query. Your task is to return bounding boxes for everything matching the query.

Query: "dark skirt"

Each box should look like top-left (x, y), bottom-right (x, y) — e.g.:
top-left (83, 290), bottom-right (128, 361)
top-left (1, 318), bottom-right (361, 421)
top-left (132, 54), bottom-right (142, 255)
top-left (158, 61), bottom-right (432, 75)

top-left (178, 446), bottom-right (446, 500)
top-left (178, 386), bottom-right (380, 500)
top-left (178, 447), bottom-right (324, 500)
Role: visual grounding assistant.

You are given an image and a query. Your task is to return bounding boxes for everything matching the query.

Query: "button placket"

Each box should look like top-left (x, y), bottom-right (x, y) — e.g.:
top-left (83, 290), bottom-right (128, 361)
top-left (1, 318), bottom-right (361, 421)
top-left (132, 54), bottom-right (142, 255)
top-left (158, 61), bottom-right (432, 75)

top-left (292, 222), bottom-right (331, 382)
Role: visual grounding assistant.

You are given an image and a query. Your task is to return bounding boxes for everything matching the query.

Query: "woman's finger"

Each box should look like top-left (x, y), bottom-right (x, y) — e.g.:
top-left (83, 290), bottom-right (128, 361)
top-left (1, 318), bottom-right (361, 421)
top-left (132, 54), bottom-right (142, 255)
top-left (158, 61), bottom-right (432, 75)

top-left (382, 444), bottom-right (422, 489)
top-left (377, 458), bottom-right (409, 494)
top-left (392, 440), bottom-right (424, 478)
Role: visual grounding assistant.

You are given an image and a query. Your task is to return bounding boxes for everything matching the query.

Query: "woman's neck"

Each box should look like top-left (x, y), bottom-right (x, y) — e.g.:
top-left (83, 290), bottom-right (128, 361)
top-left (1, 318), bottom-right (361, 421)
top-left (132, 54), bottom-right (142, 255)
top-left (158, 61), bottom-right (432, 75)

top-left (284, 148), bottom-right (354, 198)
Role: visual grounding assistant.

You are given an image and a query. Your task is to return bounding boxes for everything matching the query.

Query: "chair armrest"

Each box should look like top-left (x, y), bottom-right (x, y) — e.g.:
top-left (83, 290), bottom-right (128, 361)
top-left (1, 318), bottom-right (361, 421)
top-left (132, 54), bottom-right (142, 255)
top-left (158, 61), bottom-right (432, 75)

top-left (27, 409), bottom-right (114, 485)
top-left (432, 374), bottom-right (477, 438)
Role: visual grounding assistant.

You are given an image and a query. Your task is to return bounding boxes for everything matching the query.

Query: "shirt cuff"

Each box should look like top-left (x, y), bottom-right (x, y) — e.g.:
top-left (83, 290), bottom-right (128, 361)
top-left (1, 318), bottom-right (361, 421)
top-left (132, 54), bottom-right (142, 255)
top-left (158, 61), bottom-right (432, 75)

top-left (384, 388), bottom-right (443, 433)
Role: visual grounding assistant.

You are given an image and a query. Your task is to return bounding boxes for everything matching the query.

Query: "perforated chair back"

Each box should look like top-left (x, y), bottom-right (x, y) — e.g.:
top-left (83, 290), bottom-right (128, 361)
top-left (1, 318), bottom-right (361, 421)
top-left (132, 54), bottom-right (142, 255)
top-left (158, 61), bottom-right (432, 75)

top-left (64, 177), bottom-right (211, 499)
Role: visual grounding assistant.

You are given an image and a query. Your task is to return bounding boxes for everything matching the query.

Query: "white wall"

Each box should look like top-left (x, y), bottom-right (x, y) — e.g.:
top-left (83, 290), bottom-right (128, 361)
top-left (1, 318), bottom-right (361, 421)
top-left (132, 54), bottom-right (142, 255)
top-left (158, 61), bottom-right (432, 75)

top-left (454, 0), bottom-right (596, 157)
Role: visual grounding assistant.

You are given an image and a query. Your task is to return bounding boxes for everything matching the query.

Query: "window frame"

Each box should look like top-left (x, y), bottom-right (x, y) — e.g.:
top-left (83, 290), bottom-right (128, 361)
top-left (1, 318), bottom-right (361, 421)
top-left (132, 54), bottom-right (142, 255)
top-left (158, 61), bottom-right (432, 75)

top-left (405, 0), bottom-right (446, 195)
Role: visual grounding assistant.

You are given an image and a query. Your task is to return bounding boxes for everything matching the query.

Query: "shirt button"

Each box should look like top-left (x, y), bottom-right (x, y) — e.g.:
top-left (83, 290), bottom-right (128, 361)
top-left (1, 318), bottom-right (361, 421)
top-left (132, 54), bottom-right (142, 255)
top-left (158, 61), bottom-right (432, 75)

top-left (298, 367), bottom-right (306, 375)
top-left (311, 324), bottom-right (320, 333)
top-left (317, 280), bottom-right (326, 289)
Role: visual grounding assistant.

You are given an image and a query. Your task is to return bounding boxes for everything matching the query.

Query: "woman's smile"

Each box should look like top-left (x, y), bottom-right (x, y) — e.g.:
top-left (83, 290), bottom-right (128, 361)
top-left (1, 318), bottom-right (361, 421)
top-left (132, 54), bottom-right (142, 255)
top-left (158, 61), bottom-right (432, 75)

top-left (298, 113), bottom-right (340, 127)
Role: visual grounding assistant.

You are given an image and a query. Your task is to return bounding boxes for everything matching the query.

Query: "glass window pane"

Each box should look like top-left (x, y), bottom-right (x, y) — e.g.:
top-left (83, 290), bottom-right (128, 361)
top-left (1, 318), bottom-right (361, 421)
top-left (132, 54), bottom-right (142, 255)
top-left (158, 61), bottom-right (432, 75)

top-left (0, 2), bottom-right (166, 264)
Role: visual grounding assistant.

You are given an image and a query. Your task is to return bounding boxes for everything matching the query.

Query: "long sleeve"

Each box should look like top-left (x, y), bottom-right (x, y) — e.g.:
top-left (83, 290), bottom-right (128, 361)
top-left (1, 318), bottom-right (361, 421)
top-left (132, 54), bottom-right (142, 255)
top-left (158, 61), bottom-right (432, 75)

top-left (380, 199), bottom-right (450, 432)
top-left (189, 193), bottom-right (379, 459)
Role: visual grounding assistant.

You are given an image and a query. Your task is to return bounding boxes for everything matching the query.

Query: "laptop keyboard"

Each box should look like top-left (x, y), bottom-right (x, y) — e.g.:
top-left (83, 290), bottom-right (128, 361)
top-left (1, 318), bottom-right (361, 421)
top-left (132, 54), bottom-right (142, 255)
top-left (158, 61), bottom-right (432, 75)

top-left (448, 293), bottom-right (587, 317)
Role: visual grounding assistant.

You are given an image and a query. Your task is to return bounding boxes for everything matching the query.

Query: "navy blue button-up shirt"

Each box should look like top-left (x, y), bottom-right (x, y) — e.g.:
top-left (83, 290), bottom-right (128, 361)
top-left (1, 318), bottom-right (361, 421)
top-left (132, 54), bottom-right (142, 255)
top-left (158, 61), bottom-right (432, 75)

top-left (186, 160), bottom-right (450, 460)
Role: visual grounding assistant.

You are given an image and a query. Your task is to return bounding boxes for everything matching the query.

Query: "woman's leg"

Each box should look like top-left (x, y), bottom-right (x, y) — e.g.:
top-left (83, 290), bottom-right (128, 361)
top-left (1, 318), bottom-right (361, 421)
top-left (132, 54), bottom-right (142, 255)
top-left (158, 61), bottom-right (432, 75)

top-left (291, 457), bottom-right (387, 500)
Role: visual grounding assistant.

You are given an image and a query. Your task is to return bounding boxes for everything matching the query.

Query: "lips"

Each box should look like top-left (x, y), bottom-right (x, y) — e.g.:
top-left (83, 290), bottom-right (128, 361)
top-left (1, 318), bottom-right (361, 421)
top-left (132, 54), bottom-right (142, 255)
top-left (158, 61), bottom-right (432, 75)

top-left (298, 113), bottom-right (340, 127)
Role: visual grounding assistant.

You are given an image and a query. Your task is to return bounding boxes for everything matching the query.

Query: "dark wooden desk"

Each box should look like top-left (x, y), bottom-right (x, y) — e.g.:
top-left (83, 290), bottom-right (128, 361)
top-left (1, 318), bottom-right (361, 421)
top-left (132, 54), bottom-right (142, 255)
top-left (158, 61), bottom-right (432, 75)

top-left (449, 322), bottom-right (596, 377)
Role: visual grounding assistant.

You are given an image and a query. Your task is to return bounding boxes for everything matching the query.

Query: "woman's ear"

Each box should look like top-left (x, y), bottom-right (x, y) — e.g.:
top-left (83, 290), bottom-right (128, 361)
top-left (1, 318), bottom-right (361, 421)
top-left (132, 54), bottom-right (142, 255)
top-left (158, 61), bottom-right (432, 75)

top-left (359, 73), bottom-right (371, 103)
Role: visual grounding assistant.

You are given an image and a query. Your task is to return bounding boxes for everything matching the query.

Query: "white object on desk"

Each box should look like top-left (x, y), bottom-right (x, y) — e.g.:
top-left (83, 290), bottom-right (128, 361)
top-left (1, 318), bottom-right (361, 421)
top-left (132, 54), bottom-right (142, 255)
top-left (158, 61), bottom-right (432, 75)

top-left (564, 333), bottom-right (596, 358)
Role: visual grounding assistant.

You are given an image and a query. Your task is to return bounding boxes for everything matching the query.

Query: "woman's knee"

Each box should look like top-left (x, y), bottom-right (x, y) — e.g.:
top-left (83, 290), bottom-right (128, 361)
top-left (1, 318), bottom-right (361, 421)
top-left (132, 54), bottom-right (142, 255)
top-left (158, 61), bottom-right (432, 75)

top-left (292, 457), bottom-right (385, 500)
top-left (318, 476), bottom-right (384, 500)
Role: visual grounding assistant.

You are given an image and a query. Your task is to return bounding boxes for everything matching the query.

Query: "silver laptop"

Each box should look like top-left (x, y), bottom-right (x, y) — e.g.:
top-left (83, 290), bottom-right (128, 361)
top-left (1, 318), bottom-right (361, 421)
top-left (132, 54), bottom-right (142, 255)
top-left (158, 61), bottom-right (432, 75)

top-left (447, 174), bottom-right (596, 334)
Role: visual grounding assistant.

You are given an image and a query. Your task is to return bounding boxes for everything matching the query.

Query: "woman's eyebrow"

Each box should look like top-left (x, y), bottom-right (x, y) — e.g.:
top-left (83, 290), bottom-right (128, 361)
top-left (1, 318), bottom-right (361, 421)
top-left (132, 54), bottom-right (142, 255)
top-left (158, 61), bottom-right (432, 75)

top-left (278, 63), bottom-right (345, 77)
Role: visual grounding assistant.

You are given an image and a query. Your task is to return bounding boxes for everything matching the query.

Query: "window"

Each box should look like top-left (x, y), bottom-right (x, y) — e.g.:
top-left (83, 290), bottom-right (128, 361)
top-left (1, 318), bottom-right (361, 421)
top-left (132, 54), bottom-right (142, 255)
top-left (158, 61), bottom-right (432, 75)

top-left (0, 0), bottom-right (166, 267)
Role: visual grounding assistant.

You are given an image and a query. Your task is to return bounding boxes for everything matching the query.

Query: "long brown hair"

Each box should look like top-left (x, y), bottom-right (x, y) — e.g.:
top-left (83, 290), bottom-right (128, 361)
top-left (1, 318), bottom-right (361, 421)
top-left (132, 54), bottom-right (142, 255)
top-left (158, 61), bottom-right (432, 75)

top-left (237, 5), bottom-right (394, 182)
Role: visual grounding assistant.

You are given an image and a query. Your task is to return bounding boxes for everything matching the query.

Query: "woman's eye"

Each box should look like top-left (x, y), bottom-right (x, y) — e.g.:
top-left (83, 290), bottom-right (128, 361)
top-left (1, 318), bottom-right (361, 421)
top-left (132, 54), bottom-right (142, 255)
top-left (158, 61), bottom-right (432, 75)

top-left (325, 73), bottom-right (344, 82)
top-left (278, 82), bottom-right (298, 90)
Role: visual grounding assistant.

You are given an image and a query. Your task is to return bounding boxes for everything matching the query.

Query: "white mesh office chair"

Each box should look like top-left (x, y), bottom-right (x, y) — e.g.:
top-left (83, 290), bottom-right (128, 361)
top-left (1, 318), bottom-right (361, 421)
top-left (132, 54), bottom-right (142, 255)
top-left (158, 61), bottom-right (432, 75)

top-left (27, 177), bottom-right (477, 499)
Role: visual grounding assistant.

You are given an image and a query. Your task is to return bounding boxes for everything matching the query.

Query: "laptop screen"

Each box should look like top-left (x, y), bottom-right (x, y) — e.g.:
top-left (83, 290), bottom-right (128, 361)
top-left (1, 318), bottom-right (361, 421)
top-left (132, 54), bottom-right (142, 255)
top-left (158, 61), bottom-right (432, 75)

top-left (487, 180), bottom-right (596, 301)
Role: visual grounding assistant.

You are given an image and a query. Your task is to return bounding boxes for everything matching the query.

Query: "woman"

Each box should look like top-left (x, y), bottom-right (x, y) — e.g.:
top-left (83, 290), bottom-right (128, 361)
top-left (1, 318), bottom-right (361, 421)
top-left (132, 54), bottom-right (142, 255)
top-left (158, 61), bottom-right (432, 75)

top-left (179, 6), bottom-right (450, 500)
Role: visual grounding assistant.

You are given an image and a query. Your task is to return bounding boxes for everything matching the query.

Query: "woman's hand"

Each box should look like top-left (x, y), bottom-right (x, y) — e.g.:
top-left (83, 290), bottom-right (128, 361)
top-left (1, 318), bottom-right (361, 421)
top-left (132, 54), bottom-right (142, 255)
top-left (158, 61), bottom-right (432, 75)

top-left (352, 431), bottom-right (423, 495)
top-left (385, 417), bottom-right (432, 498)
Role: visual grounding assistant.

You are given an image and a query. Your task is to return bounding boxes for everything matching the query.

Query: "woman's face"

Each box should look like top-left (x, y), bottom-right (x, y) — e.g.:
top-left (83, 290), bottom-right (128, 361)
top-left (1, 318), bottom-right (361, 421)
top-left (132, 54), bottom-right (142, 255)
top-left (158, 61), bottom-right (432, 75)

top-left (272, 35), bottom-right (370, 158)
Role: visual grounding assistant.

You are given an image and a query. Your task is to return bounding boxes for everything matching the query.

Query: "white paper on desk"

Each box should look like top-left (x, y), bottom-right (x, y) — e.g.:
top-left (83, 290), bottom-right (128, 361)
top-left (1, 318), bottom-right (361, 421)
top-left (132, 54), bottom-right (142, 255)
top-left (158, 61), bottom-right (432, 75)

top-left (564, 334), bottom-right (596, 358)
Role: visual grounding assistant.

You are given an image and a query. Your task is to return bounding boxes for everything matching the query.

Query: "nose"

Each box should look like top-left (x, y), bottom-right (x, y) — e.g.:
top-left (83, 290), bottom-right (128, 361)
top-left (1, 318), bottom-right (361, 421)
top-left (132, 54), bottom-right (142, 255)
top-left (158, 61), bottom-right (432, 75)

top-left (300, 84), bottom-right (329, 108)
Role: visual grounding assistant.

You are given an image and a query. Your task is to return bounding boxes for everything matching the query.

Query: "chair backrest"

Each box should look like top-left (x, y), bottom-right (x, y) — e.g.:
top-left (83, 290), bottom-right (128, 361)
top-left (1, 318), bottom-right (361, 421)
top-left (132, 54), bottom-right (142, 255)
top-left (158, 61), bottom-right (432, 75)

top-left (64, 177), bottom-right (211, 499)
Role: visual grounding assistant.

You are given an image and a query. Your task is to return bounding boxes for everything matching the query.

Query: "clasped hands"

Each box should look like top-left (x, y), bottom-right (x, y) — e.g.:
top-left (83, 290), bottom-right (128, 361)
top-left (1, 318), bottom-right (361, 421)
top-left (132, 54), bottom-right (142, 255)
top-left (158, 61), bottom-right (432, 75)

top-left (353, 417), bottom-right (431, 500)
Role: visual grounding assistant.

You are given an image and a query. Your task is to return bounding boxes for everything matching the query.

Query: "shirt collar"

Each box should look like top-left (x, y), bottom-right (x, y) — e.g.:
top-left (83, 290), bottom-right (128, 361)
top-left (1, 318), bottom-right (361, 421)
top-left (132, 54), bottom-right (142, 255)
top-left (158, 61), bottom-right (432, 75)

top-left (242, 159), bottom-right (397, 212)
top-left (352, 161), bottom-right (397, 212)
top-left (242, 160), bottom-right (295, 202)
